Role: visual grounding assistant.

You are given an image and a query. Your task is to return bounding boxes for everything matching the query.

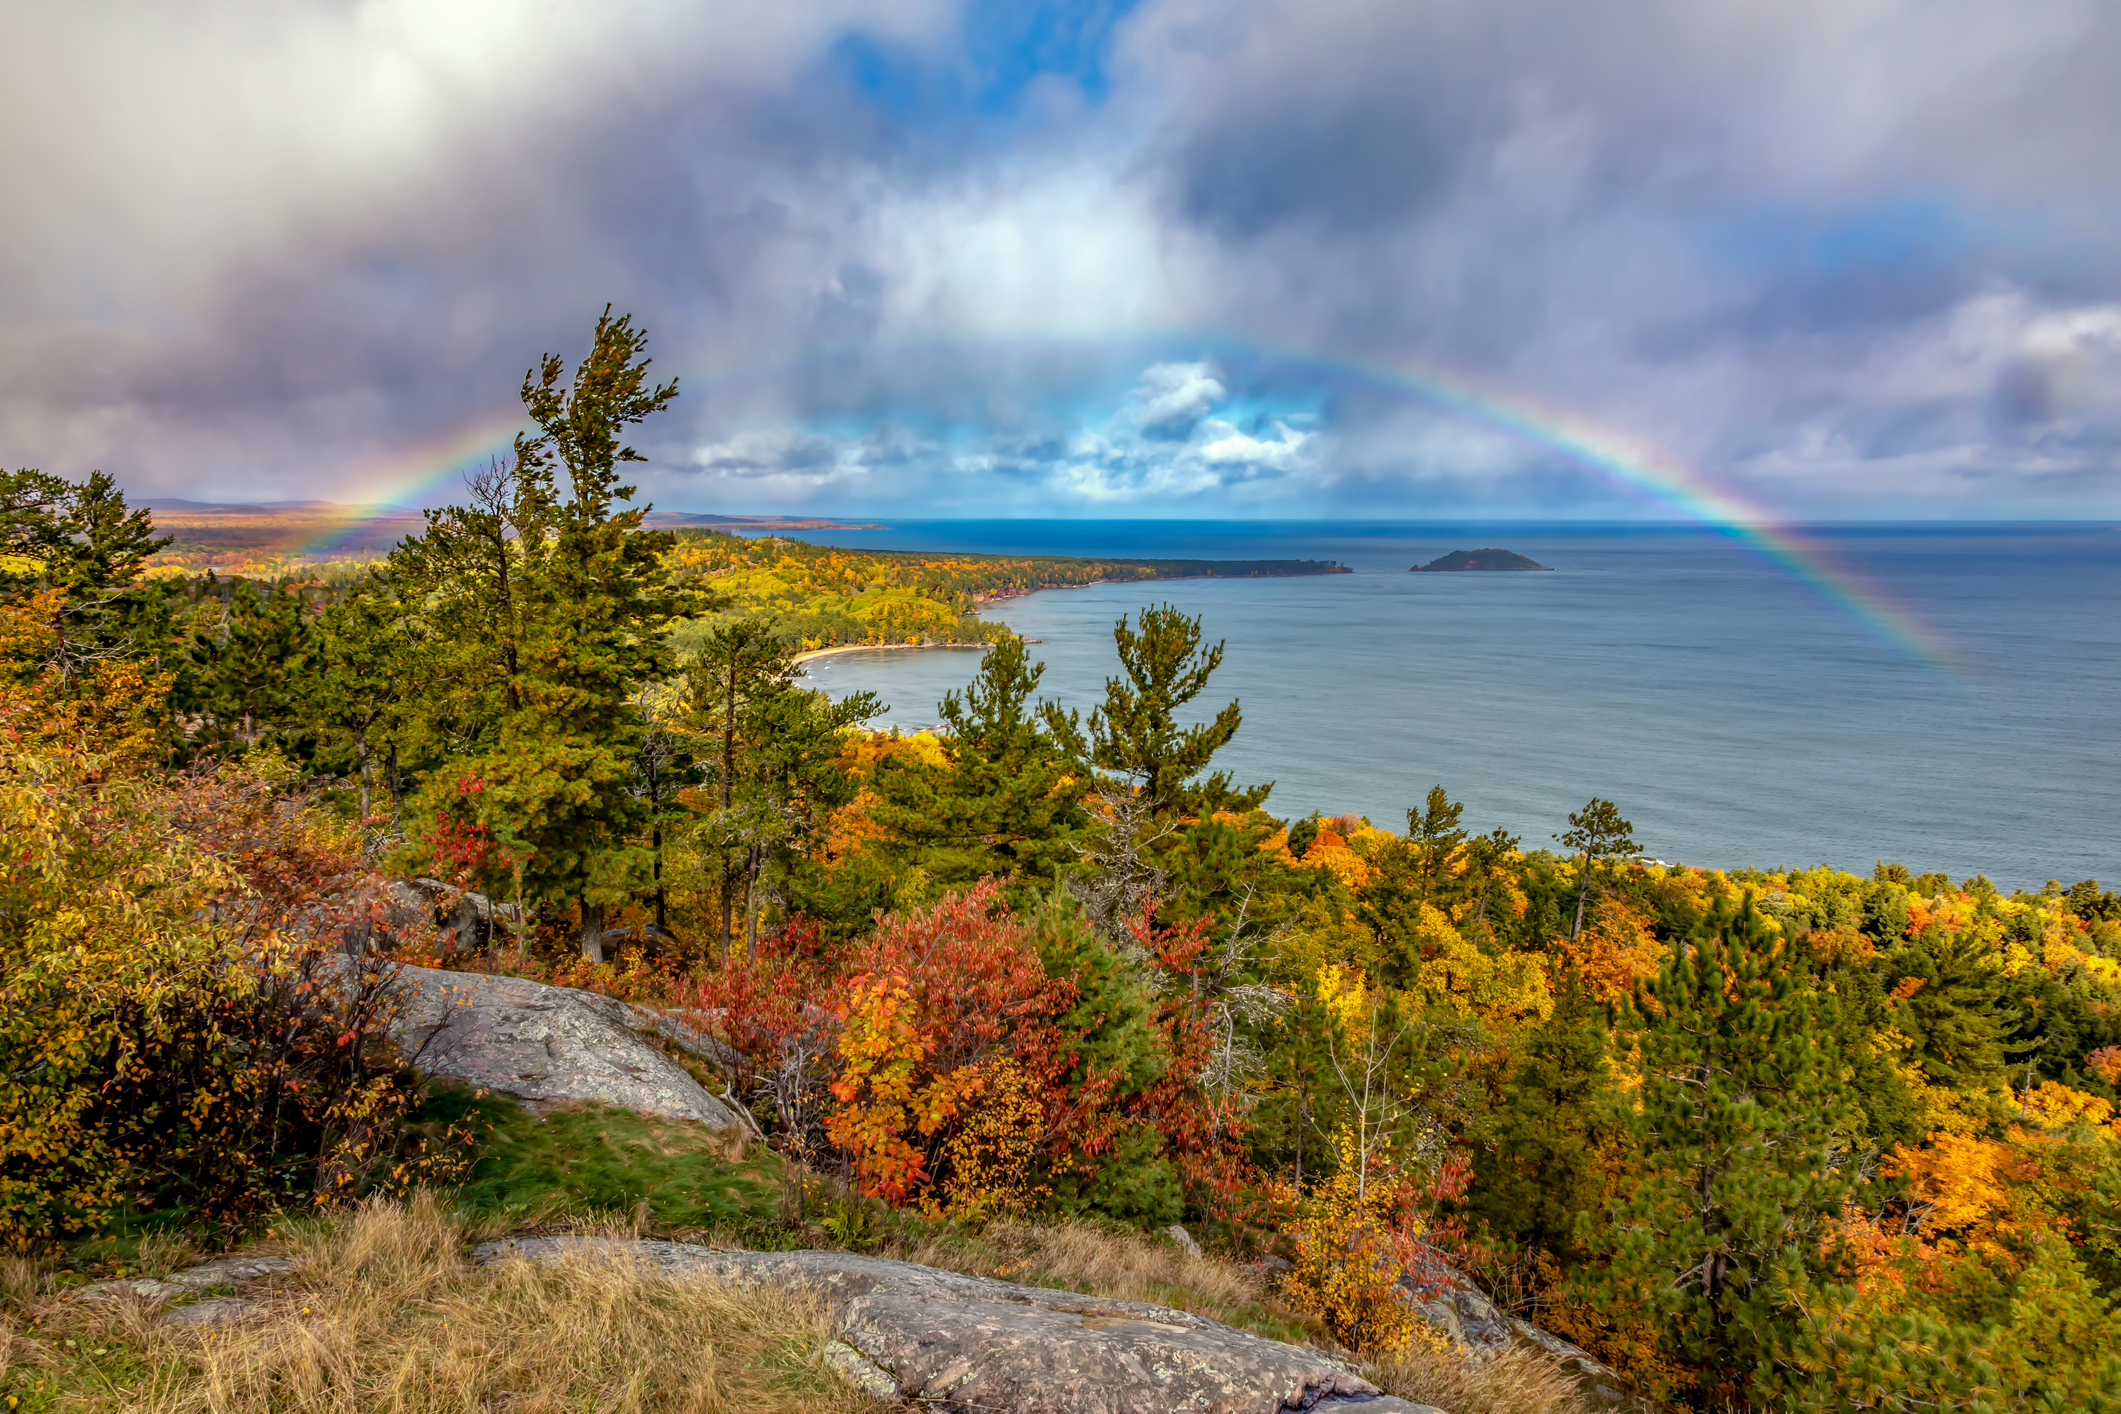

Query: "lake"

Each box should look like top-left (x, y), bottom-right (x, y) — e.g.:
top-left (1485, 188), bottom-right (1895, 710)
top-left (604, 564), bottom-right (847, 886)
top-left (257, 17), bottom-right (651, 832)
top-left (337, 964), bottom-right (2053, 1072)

top-left (786, 521), bottom-right (2121, 891)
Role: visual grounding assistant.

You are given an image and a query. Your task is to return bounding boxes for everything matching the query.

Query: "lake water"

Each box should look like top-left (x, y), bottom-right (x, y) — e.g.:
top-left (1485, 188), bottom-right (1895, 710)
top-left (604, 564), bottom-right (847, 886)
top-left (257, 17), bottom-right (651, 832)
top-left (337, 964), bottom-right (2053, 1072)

top-left (787, 522), bottom-right (2120, 891)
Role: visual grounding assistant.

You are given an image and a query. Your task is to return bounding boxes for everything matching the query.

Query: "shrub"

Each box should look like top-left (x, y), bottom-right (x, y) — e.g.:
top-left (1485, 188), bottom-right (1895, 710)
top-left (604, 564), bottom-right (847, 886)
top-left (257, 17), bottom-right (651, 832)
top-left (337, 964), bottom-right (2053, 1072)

top-left (1279, 1125), bottom-right (1430, 1355)
top-left (0, 748), bottom-right (437, 1249)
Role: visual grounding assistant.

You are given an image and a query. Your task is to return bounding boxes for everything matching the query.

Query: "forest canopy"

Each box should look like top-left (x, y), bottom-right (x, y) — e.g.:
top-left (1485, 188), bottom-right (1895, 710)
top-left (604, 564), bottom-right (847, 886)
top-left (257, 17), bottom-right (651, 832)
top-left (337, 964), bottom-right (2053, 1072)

top-left (5, 312), bottom-right (2119, 1413)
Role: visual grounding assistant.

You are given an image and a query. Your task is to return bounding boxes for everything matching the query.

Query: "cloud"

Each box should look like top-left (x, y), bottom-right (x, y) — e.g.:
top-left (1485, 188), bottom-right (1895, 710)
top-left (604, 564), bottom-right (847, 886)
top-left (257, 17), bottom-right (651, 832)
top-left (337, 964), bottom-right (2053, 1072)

top-left (678, 358), bottom-right (1318, 510)
top-left (1, 0), bottom-right (2117, 516)
top-left (1128, 361), bottom-right (1224, 438)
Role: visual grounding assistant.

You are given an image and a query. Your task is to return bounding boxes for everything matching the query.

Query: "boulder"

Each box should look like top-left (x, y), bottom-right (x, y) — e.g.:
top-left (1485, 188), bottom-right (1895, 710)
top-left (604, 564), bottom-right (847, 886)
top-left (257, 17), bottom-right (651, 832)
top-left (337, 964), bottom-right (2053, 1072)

top-left (385, 963), bottom-right (744, 1128)
top-left (1507, 1314), bottom-right (1616, 1384)
top-left (1406, 1272), bottom-right (1513, 1355)
top-left (1398, 1252), bottom-right (1617, 1385)
top-left (475, 1238), bottom-right (1445, 1414)
top-left (380, 878), bottom-right (520, 955)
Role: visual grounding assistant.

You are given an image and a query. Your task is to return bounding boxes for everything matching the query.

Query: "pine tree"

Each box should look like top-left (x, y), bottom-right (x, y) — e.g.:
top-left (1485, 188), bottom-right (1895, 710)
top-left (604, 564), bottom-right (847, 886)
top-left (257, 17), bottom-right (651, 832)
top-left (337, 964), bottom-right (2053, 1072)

top-left (680, 617), bottom-right (877, 960)
top-left (185, 581), bottom-right (314, 749)
top-left (1, 468), bottom-right (171, 681)
top-left (1589, 897), bottom-right (1857, 1406)
top-left (302, 577), bottom-right (411, 838)
top-left (392, 313), bottom-right (698, 959)
top-left (388, 455), bottom-right (551, 748)
top-left (1471, 967), bottom-right (1622, 1264)
top-left (1406, 785), bottom-right (1469, 906)
top-left (1886, 925), bottom-right (2009, 1088)
top-left (512, 308), bottom-right (693, 954)
top-left (1556, 797), bottom-right (1638, 942)
top-left (1086, 603), bottom-right (1243, 810)
top-left (871, 634), bottom-right (1087, 893)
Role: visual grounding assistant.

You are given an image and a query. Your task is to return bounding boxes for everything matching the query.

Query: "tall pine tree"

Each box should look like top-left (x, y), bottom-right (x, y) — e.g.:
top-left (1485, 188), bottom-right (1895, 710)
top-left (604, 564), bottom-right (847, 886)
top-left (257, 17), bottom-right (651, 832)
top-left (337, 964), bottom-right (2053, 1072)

top-left (1588, 897), bottom-right (1856, 1407)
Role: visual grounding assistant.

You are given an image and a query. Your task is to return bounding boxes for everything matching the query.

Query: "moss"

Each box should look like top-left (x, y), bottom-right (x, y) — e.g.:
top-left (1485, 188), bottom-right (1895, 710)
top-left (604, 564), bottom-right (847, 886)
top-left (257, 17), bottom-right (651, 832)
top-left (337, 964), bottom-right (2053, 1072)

top-left (414, 1086), bottom-right (784, 1233)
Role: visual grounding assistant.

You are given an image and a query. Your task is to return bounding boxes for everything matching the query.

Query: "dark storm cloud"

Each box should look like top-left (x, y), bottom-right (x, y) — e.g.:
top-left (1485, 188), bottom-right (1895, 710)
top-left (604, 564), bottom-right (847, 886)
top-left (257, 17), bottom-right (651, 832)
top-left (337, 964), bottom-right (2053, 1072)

top-left (1, 0), bottom-right (2117, 515)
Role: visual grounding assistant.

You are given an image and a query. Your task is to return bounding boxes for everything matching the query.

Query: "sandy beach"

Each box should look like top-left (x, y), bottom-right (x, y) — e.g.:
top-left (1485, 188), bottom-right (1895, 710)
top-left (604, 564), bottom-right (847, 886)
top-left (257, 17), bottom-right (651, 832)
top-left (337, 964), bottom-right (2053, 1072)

top-left (792, 641), bottom-right (994, 667)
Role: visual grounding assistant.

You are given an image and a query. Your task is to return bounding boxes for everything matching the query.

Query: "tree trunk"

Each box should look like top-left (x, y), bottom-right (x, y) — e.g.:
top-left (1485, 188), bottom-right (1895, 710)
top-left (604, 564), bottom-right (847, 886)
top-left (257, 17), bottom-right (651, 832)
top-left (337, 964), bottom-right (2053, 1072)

top-left (653, 823), bottom-right (667, 932)
top-left (743, 844), bottom-right (760, 963)
top-left (720, 666), bottom-right (737, 963)
top-left (647, 755), bottom-right (667, 932)
top-left (354, 725), bottom-right (371, 836)
top-left (513, 869), bottom-right (530, 972)
top-left (389, 740), bottom-right (402, 832)
top-left (580, 897), bottom-right (604, 964)
top-left (1571, 854), bottom-right (1592, 942)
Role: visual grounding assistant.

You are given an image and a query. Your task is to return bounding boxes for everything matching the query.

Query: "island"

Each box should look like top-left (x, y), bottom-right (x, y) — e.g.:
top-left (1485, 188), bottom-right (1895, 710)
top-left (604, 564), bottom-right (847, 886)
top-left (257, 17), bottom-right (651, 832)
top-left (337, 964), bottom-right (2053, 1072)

top-left (1411, 547), bottom-right (1553, 572)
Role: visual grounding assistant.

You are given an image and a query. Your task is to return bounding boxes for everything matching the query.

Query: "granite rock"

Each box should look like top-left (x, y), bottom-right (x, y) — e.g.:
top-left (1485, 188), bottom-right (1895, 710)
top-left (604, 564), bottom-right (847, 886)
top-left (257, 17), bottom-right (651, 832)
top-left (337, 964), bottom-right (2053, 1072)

top-left (384, 963), bottom-right (743, 1128)
top-left (476, 1237), bottom-right (1446, 1414)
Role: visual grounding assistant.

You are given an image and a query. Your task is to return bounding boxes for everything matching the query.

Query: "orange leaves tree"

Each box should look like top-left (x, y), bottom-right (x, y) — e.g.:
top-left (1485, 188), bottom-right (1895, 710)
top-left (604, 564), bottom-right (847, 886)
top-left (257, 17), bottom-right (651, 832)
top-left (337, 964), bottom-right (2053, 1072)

top-left (825, 882), bottom-right (1050, 1207)
top-left (682, 881), bottom-right (1225, 1225)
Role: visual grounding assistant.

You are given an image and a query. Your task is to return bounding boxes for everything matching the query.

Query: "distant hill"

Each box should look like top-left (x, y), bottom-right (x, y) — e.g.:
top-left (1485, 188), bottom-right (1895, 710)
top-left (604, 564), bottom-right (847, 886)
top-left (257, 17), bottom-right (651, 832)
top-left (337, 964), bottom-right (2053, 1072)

top-left (1412, 548), bottom-right (1553, 572)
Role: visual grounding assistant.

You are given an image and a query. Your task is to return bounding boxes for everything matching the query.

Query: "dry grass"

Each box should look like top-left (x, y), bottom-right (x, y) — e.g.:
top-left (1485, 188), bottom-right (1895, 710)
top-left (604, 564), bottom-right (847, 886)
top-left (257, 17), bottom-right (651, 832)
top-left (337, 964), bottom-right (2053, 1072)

top-left (1363, 1338), bottom-right (1596, 1414)
top-left (7, 1194), bottom-right (880, 1414)
top-left (884, 1216), bottom-right (1297, 1335)
top-left (1, 1252), bottom-right (50, 1309)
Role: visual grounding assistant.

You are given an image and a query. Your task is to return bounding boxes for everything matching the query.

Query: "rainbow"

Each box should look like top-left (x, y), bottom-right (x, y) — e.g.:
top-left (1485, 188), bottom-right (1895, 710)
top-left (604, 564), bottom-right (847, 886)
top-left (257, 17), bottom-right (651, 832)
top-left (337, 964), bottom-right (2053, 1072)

top-left (287, 411), bottom-right (527, 562)
top-left (1202, 342), bottom-right (1961, 673)
top-left (299, 338), bottom-right (1958, 671)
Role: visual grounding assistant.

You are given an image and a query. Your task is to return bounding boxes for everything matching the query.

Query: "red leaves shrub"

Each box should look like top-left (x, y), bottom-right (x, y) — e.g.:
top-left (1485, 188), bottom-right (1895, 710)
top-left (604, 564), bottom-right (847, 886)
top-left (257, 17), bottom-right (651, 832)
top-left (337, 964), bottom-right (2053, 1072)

top-left (825, 882), bottom-right (1052, 1202)
top-left (674, 917), bottom-right (840, 1151)
top-left (679, 881), bottom-right (1262, 1224)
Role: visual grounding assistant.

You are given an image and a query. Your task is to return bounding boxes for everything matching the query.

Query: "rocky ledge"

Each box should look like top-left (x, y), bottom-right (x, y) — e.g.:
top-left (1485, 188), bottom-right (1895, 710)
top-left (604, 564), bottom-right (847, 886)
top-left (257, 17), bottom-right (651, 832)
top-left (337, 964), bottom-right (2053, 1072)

top-left (479, 1237), bottom-right (1442, 1414)
top-left (383, 962), bottom-right (744, 1129)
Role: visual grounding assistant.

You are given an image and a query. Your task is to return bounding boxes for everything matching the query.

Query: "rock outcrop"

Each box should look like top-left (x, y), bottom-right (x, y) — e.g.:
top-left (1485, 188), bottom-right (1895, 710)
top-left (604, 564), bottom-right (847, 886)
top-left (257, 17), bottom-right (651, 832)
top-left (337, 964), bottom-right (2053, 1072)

top-left (1403, 1257), bottom-right (1618, 1396)
top-left (385, 963), bottom-right (744, 1128)
top-left (476, 1237), bottom-right (1445, 1414)
top-left (78, 1253), bottom-right (293, 1326)
top-left (381, 878), bottom-right (519, 955)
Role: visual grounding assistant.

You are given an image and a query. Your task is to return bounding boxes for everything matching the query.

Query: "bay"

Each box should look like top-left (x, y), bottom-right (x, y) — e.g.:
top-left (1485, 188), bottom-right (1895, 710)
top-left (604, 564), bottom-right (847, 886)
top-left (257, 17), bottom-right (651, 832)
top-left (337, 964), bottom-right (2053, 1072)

top-left (786, 521), bottom-right (2120, 891)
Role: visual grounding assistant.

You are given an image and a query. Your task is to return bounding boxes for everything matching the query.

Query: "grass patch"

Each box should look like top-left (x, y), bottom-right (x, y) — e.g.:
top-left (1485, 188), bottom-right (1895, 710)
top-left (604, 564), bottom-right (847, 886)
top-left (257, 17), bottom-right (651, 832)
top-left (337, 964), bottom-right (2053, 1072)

top-left (1362, 1340), bottom-right (1595, 1414)
top-left (416, 1086), bottom-right (785, 1236)
top-left (4, 1194), bottom-right (875, 1414)
top-left (863, 1212), bottom-right (1316, 1346)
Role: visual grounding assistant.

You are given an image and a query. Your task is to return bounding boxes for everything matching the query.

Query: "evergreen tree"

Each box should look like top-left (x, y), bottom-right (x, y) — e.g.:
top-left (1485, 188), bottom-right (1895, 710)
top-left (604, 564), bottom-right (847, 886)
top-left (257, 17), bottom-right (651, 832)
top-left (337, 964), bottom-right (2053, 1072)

top-left (185, 580), bottom-right (314, 749)
top-left (1589, 897), bottom-right (1857, 1407)
top-left (1085, 603), bottom-right (1245, 810)
top-left (1406, 785), bottom-right (1469, 906)
top-left (388, 455), bottom-right (550, 750)
top-left (0, 468), bottom-right (170, 680)
top-left (1470, 967), bottom-right (1622, 1264)
top-left (680, 617), bottom-right (877, 959)
top-left (871, 634), bottom-right (1088, 893)
top-left (512, 308), bottom-right (693, 953)
top-left (1556, 796), bottom-right (1638, 942)
top-left (302, 577), bottom-right (411, 837)
top-left (1885, 925), bottom-right (2010, 1088)
top-left (392, 312), bottom-right (698, 958)
top-left (1457, 826), bottom-right (1523, 944)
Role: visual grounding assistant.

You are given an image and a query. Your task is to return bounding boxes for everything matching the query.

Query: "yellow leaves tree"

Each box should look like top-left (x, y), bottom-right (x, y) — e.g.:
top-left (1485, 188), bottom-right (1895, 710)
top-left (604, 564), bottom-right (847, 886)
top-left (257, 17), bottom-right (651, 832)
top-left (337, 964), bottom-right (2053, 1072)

top-left (0, 588), bottom-right (171, 766)
top-left (1552, 894), bottom-right (1664, 1005)
top-left (2, 744), bottom-right (441, 1249)
top-left (1281, 1124), bottom-right (1431, 1354)
top-left (932, 1056), bottom-right (1049, 1222)
top-left (0, 747), bottom-right (228, 1245)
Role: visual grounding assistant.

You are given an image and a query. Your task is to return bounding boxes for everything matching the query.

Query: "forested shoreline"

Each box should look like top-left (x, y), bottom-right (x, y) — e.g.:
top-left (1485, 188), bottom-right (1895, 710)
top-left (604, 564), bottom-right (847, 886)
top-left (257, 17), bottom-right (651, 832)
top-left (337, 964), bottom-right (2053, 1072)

top-left (7, 314), bottom-right (2121, 1411)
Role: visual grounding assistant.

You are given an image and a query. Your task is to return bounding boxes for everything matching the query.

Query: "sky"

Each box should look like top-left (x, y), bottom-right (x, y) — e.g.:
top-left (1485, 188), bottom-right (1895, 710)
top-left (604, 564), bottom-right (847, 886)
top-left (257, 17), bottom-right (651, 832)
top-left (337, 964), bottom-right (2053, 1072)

top-left (3, 0), bottom-right (2119, 520)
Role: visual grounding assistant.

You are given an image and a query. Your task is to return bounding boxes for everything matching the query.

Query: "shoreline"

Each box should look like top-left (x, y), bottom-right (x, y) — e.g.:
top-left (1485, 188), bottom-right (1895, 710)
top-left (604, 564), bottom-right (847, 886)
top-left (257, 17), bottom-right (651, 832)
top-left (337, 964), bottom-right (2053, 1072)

top-left (793, 641), bottom-right (995, 667)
